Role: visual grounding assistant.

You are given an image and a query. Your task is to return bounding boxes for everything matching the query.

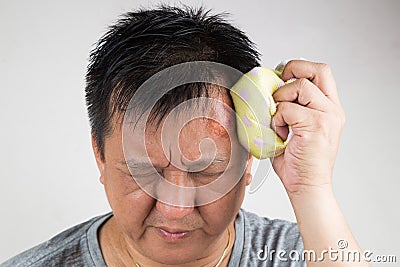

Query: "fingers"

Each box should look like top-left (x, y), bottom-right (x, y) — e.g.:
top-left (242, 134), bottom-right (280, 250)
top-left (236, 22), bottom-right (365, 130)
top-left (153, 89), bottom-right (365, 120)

top-left (271, 60), bottom-right (345, 141)
top-left (273, 78), bottom-right (331, 112)
top-left (273, 121), bottom-right (290, 141)
top-left (272, 101), bottom-right (320, 136)
top-left (281, 60), bottom-right (340, 105)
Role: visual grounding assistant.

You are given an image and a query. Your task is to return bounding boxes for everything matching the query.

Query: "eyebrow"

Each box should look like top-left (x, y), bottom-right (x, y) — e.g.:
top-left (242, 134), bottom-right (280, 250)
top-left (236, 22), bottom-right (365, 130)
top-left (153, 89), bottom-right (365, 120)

top-left (184, 155), bottom-right (228, 170)
top-left (119, 154), bottom-right (228, 170)
top-left (118, 158), bottom-right (154, 169)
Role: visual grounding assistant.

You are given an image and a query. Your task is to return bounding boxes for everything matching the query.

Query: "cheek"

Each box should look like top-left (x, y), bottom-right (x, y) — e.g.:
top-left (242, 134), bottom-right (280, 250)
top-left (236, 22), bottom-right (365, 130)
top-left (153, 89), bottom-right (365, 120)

top-left (103, 169), bottom-right (155, 238)
top-left (199, 177), bottom-right (246, 234)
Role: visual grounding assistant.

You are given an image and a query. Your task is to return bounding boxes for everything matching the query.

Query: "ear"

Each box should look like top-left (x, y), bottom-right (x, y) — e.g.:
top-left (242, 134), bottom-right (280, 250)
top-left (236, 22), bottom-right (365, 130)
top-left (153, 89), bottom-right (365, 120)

top-left (244, 153), bottom-right (253, 186)
top-left (91, 132), bottom-right (106, 184)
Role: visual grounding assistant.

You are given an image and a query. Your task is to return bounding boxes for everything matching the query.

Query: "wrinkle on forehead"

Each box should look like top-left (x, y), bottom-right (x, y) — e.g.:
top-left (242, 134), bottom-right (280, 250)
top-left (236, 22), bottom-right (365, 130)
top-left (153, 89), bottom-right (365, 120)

top-left (149, 89), bottom-right (237, 162)
top-left (142, 88), bottom-right (236, 135)
top-left (184, 89), bottom-right (234, 130)
top-left (120, 87), bottom-right (238, 147)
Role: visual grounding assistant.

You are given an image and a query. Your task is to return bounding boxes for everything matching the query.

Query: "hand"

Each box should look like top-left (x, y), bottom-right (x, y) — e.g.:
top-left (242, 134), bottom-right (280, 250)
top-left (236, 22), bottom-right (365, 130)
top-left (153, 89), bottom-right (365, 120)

top-left (271, 61), bottom-right (371, 266)
top-left (271, 60), bottom-right (346, 195)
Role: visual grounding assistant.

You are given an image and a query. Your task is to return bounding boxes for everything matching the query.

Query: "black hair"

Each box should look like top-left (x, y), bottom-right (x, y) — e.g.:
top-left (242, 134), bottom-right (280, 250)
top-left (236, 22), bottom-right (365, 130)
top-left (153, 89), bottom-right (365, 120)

top-left (85, 5), bottom-right (260, 161)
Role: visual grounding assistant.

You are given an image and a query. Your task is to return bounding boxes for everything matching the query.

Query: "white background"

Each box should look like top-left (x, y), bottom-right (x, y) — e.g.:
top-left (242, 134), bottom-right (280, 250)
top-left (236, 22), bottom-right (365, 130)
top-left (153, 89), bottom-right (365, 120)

top-left (1, 0), bottom-right (399, 263)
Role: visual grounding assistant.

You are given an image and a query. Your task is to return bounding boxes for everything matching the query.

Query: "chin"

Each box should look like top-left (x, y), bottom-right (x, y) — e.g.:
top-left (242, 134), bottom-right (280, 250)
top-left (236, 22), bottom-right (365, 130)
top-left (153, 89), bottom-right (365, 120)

top-left (144, 245), bottom-right (200, 265)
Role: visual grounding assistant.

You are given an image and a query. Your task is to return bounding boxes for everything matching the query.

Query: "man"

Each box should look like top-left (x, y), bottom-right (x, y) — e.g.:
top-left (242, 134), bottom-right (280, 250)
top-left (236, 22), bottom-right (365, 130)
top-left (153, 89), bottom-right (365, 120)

top-left (1, 5), bottom-right (369, 267)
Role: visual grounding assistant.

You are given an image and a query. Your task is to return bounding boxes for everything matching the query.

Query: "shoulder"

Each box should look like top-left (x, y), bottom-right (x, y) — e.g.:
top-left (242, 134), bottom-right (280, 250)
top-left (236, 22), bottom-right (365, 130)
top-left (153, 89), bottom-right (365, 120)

top-left (233, 209), bottom-right (305, 267)
top-left (1, 213), bottom-right (111, 267)
top-left (240, 209), bottom-right (301, 241)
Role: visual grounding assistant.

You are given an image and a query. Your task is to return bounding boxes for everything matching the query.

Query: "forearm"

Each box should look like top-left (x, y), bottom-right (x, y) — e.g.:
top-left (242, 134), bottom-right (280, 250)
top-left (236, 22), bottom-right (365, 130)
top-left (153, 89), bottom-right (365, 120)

top-left (288, 184), bottom-right (370, 266)
top-left (271, 60), bottom-right (368, 265)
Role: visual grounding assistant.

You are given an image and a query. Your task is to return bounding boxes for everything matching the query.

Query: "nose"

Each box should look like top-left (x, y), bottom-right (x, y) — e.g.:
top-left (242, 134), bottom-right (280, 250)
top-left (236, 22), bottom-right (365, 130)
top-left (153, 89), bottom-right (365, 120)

top-left (156, 201), bottom-right (194, 220)
top-left (155, 170), bottom-right (195, 220)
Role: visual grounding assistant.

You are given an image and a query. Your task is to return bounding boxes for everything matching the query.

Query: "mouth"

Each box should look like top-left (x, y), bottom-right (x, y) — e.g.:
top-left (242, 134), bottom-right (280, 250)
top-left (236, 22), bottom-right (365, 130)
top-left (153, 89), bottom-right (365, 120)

top-left (155, 227), bottom-right (194, 242)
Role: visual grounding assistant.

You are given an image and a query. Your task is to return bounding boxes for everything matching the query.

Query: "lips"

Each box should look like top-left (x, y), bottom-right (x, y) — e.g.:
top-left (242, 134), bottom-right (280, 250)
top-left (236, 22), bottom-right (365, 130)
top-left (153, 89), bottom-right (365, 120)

top-left (155, 227), bottom-right (194, 242)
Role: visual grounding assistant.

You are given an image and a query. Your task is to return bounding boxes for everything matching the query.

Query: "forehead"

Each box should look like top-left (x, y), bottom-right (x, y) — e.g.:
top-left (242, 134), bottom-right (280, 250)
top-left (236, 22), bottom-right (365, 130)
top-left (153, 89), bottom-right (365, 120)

top-left (145, 89), bottom-right (235, 136)
top-left (119, 89), bottom-right (239, 164)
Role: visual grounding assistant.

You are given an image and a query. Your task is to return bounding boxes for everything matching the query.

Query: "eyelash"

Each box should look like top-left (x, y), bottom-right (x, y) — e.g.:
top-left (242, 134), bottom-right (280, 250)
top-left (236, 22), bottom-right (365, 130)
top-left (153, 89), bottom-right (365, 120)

top-left (132, 171), bottom-right (161, 178)
top-left (189, 171), bottom-right (224, 177)
top-left (132, 171), bottom-right (223, 178)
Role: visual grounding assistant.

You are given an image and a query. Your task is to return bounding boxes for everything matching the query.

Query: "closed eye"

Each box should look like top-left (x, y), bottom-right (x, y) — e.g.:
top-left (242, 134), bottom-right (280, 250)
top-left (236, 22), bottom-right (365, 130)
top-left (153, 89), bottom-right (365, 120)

top-left (132, 171), bottom-right (162, 178)
top-left (189, 171), bottom-right (224, 177)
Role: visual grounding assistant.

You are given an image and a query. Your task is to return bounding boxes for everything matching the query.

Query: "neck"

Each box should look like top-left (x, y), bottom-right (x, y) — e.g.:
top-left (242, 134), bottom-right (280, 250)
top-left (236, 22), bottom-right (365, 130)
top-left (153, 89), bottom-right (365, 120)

top-left (99, 218), bottom-right (235, 267)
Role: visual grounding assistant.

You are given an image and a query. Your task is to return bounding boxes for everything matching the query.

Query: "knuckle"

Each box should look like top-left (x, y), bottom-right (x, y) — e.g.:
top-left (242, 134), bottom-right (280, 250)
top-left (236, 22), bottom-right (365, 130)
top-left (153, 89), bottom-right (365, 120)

top-left (285, 60), bottom-right (296, 71)
top-left (298, 77), bottom-right (310, 88)
top-left (317, 63), bottom-right (332, 75)
top-left (276, 101), bottom-right (288, 113)
top-left (275, 102), bottom-right (291, 119)
top-left (300, 131), bottom-right (313, 143)
top-left (296, 79), bottom-right (310, 104)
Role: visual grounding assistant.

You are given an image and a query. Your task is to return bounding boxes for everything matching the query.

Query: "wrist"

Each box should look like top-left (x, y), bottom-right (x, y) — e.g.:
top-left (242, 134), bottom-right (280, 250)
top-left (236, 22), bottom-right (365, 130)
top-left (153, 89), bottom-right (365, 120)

top-left (286, 181), bottom-right (369, 266)
top-left (285, 181), bottom-right (334, 201)
top-left (286, 182), bottom-right (339, 228)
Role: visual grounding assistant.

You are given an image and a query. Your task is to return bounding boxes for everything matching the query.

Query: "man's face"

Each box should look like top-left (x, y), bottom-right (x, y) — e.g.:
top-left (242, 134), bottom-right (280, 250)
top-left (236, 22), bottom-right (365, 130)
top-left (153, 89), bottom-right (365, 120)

top-left (93, 90), bottom-right (253, 264)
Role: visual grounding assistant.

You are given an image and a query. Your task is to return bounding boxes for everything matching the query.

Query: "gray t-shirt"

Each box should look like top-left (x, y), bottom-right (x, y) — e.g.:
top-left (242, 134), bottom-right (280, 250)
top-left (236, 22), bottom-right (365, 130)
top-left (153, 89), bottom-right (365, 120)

top-left (1, 209), bottom-right (305, 266)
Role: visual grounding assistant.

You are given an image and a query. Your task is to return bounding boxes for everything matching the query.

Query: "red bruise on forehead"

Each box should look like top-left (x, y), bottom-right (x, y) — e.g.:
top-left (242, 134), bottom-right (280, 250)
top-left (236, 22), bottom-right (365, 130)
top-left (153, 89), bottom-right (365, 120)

top-left (142, 87), bottom-right (237, 141)
top-left (176, 116), bottom-right (233, 164)
top-left (179, 117), bottom-right (232, 141)
top-left (205, 118), bottom-right (231, 139)
top-left (205, 93), bottom-right (236, 139)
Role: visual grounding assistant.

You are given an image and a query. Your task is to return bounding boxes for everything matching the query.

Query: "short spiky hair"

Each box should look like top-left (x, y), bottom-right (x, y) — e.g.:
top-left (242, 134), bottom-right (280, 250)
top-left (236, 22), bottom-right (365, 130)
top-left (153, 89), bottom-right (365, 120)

top-left (85, 5), bottom-right (260, 161)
